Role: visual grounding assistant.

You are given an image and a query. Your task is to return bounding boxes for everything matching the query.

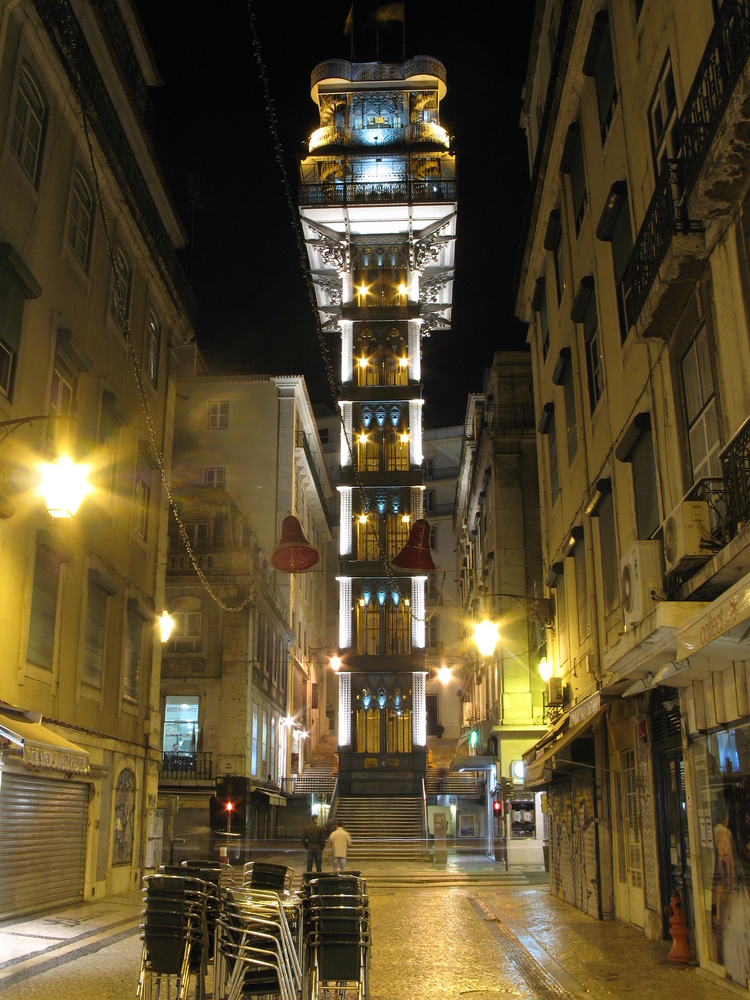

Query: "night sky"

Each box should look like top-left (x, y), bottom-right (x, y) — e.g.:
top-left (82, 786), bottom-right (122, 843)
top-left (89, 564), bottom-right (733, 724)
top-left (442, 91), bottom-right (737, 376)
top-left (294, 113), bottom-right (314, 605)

top-left (134, 1), bottom-right (536, 427)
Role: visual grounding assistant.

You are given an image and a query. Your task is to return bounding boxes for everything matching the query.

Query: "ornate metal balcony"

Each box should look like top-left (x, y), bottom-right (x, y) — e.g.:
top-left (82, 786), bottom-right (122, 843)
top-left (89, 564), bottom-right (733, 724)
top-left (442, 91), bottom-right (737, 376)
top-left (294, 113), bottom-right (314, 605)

top-left (300, 179), bottom-right (456, 207)
top-left (681, 0), bottom-right (750, 216)
top-left (308, 122), bottom-right (449, 153)
top-left (311, 56), bottom-right (447, 90)
top-left (159, 751), bottom-right (213, 782)
top-left (627, 160), bottom-right (704, 338)
top-left (91, 0), bottom-right (154, 134)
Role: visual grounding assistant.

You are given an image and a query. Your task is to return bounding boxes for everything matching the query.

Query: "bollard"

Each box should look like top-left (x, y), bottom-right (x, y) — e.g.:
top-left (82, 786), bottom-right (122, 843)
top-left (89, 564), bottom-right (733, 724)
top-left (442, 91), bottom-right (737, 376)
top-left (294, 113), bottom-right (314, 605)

top-left (667, 894), bottom-right (695, 964)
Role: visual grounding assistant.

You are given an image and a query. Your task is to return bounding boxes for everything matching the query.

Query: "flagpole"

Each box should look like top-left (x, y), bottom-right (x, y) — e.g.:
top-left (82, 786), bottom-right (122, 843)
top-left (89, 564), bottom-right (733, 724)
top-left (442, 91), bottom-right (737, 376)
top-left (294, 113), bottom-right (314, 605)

top-left (402, 4), bottom-right (406, 61)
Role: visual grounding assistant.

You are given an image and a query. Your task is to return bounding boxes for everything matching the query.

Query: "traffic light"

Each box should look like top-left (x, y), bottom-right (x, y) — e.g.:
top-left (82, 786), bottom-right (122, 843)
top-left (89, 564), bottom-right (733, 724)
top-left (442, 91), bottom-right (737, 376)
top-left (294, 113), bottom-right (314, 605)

top-left (493, 799), bottom-right (502, 817)
top-left (469, 729), bottom-right (478, 750)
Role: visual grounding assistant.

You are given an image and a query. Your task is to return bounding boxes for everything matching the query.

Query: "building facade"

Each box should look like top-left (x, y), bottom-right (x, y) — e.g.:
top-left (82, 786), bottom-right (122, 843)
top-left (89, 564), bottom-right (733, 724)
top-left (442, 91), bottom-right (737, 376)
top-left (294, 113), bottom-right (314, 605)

top-left (517, 0), bottom-right (750, 986)
top-left (161, 351), bottom-right (332, 853)
top-left (454, 352), bottom-right (547, 863)
top-left (299, 54), bottom-right (457, 795)
top-left (0, 0), bottom-right (194, 917)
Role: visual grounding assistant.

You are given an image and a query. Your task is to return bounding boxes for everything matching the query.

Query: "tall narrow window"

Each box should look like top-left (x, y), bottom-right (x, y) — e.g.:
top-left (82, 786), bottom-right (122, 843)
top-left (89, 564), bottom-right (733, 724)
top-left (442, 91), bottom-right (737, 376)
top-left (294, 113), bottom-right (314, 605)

top-left (532, 277), bottom-right (549, 360)
top-left (82, 572), bottom-right (114, 688)
top-left (11, 67), bottom-right (46, 184)
top-left (47, 356), bottom-right (75, 452)
top-left (589, 483), bottom-right (620, 620)
top-left (144, 308), bottom-right (160, 386)
top-left (27, 545), bottom-right (62, 668)
top-left (169, 596), bottom-right (202, 653)
top-left (682, 324), bottom-right (721, 483)
top-left (67, 171), bottom-right (94, 268)
top-left (648, 53), bottom-right (680, 183)
top-left (123, 600), bottom-right (144, 703)
top-left (584, 11), bottom-right (618, 145)
top-left (110, 247), bottom-right (132, 329)
top-left (539, 403), bottom-right (559, 502)
top-left (251, 704), bottom-right (258, 776)
top-left (616, 413), bottom-right (660, 539)
top-left (205, 467), bottom-right (226, 489)
top-left (572, 277), bottom-right (603, 413)
top-left (133, 445), bottom-right (154, 541)
top-left (563, 368), bottom-right (578, 463)
top-left (573, 532), bottom-right (590, 644)
top-left (561, 123), bottom-right (587, 236)
top-left (0, 246), bottom-right (42, 401)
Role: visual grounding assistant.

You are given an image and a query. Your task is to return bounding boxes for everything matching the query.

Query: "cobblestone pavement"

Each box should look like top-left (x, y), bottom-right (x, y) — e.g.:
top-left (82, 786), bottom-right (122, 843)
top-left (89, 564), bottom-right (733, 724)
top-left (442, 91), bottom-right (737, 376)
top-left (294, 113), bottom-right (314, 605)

top-left (0, 857), bottom-right (735, 999)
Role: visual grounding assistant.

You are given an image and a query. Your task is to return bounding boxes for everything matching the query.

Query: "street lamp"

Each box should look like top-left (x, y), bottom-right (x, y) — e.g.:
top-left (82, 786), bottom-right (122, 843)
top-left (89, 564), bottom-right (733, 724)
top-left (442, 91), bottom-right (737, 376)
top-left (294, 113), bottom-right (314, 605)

top-left (159, 611), bottom-right (175, 643)
top-left (538, 658), bottom-right (553, 683)
top-left (474, 619), bottom-right (500, 657)
top-left (39, 455), bottom-right (92, 518)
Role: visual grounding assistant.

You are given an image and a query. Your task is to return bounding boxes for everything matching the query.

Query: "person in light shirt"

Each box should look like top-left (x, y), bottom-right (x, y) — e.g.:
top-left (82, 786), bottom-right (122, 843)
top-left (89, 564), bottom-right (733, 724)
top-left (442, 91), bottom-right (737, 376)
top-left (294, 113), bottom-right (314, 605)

top-left (328, 820), bottom-right (352, 872)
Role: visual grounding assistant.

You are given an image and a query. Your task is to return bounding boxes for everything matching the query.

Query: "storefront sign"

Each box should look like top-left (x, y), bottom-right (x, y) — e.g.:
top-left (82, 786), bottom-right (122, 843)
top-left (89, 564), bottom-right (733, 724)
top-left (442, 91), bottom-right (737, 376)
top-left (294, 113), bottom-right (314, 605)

top-left (677, 574), bottom-right (750, 660)
top-left (569, 692), bottom-right (601, 728)
top-left (24, 743), bottom-right (89, 774)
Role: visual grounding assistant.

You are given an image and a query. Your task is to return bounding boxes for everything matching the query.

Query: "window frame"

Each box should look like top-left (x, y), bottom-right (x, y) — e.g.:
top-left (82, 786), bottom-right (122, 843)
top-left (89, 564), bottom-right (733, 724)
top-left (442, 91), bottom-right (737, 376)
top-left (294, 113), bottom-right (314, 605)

top-left (10, 65), bottom-right (47, 185)
top-left (208, 400), bottom-right (229, 429)
top-left (110, 245), bottom-right (132, 330)
top-left (67, 169), bottom-right (94, 269)
top-left (681, 323), bottom-right (722, 485)
top-left (27, 544), bottom-right (62, 669)
top-left (144, 307), bottom-right (160, 387)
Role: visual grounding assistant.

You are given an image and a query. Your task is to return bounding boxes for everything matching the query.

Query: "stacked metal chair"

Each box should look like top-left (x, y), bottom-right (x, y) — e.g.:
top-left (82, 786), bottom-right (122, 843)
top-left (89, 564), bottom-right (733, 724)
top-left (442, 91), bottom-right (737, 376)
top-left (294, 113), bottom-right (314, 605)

top-left (242, 861), bottom-right (295, 893)
top-left (302, 874), bottom-right (370, 1000)
top-left (214, 886), bottom-right (303, 1000)
top-left (137, 872), bottom-right (214, 1000)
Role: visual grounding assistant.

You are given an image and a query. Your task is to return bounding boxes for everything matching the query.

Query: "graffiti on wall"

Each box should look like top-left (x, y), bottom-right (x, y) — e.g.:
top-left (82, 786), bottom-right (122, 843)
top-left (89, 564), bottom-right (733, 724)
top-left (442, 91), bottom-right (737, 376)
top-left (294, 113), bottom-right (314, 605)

top-left (113, 768), bottom-right (135, 866)
top-left (549, 779), bottom-right (598, 915)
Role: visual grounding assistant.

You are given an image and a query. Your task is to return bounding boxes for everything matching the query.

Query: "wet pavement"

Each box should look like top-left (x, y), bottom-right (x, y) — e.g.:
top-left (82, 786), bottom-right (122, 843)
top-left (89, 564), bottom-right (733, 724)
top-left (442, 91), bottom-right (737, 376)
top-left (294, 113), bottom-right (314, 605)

top-left (0, 851), bottom-right (733, 999)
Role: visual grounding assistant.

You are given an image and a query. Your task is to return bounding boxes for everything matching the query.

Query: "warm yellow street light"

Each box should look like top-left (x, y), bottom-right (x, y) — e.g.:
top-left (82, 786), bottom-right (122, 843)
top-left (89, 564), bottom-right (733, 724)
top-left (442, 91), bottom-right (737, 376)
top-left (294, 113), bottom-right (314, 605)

top-left (331, 656), bottom-right (341, 671)
top-left (159, 611), bottom-right (176, 643)
top-left (39, 456), bottom-right (91, 518)
top-left (474, 619), bottom-right (500, 658)
top-left (438, 665), bottom-right (452, 685)
top-left (539, 658), bottom-right (553, 682)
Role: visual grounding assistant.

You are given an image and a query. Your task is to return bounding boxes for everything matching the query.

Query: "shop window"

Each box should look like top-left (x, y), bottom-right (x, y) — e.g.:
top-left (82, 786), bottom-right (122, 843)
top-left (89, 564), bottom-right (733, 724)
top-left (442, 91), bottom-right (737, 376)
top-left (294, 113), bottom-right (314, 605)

top-left (163, 695), bottom-right (199, 752)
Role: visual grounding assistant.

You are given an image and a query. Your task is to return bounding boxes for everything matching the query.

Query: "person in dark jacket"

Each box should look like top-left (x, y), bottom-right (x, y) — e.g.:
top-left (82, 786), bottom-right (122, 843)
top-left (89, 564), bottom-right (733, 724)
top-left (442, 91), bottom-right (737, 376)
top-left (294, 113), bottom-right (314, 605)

top-left (301, 814), bottom-right (326, 872)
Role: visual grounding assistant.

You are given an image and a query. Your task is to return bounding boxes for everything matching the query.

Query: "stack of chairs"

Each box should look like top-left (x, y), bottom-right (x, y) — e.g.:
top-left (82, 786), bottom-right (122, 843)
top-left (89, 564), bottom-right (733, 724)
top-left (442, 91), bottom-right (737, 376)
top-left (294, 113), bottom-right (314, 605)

top-left (136, 872), bottom-right (214, 1000)
top-left (242, 861), bottom-right (294, 893)
top-left (302, 874), bottom-right (370, 1000)
top-left (184, 857), bottom-right (234, 895)
top-left (215, 886), bottom-right (302, 1000)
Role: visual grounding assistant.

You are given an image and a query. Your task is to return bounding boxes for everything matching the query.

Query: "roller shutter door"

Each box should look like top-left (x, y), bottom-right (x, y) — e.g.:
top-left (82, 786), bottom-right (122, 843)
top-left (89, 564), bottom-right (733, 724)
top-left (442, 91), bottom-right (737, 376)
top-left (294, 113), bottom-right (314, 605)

top-left (0, 772), bottom-right (88, 919)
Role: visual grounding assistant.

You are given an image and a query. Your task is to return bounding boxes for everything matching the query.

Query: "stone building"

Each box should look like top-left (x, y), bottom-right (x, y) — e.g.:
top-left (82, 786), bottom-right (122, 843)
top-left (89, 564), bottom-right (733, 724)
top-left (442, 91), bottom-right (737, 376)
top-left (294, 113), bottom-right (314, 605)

top-left (517, 0), bottom-right (750, 985)
top-left (160, 348), bottom-right (332, 855)
top-left (0, 0), bottom-right (194, 916)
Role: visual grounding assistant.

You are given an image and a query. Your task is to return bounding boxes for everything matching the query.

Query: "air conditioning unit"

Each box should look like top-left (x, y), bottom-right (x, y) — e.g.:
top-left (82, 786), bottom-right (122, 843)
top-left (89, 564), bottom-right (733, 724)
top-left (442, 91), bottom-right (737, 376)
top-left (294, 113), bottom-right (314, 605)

top-left (662, 500), bottom-right (711, 575)
top-left (620, 540), bottom-right (664, 625)
top-left (546, 677), bottom-right (563, 707)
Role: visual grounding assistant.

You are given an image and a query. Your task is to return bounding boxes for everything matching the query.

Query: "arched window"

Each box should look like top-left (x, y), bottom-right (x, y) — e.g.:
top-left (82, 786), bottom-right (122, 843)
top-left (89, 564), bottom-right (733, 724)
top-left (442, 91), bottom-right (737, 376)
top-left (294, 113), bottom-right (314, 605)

top-left (67, 170), bottom-right (94, 267)
top-left (11, 67), bottom-right (46, 183)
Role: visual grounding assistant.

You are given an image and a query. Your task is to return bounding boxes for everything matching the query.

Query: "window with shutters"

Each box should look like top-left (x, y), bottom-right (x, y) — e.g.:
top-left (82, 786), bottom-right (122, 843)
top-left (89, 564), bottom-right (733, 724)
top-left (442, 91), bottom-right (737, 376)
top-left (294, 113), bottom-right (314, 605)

top-left (563, 367), bottom-right (578, 463)
top-left (567, 124), bottom-right (588, 236)
top-left (82, 581), bottom-right (108, 688)
top-left (556, 574), bottom-right (569, 672)
top-left (596, 493), bottom-right (620, 619)
top-left (123, 602), bottom-right (144, 703)
top-left (582, 287), bottom-right (603, 412)
top-left (585, 12), bottom-right (618, 145)
top-left (632, 429), bottom-right (660, 539)
top-left (27, 545), bottom-right (61, 668)
top-left (538, 279), bottom-right (550, 360)
top-left (574, 537), bottom-right (590, 645)
top-left (611, 195), bottom-right (634, 342)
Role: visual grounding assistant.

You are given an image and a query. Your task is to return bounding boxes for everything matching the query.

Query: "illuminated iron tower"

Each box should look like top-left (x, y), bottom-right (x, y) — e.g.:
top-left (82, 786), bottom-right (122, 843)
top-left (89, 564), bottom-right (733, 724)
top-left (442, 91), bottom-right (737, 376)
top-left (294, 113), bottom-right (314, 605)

top-left (299, 55), bottom-right (457, 794)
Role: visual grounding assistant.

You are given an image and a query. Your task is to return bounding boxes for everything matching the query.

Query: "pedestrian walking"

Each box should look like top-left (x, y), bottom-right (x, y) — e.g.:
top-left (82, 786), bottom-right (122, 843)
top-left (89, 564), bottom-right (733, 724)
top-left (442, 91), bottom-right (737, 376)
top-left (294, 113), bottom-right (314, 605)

top-left (328, 820), bottom-right (352, 872)
top-left (301, 814), bottom-right (326, 872)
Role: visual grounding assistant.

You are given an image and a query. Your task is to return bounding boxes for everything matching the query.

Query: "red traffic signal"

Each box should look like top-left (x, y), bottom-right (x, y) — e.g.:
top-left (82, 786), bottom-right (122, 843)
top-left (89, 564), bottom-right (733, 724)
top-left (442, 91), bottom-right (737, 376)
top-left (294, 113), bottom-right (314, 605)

top-left (492, 799), bottom-right (502, 815)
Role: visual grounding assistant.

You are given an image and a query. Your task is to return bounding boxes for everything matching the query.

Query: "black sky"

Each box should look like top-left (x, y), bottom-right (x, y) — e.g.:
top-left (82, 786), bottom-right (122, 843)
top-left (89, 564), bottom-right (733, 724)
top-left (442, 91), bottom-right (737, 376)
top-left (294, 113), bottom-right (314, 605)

top-left (134, 1), bottom-right (536, 427)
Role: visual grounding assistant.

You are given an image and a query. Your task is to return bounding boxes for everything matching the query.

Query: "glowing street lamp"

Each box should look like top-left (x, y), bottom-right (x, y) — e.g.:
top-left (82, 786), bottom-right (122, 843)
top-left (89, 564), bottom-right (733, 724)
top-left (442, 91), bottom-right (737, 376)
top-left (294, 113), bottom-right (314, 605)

top-left (159, 611), bottom-right (175, 643)
top-left (539, 658), bottom-right (553, 683)
top-left (331, 656), bottom-right (342, 671)
top-left (438, 665), bottom-right (451, 685)
top-left (474, 619), bottom-right (500, 658)
top-left (39, 455), bottom-right (91, 518)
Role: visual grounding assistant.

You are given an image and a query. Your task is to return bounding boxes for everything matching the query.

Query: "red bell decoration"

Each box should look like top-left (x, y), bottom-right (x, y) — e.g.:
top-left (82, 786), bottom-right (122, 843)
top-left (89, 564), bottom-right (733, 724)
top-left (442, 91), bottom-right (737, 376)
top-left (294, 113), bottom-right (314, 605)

top-left (391, 517), bottom-right (436, 572)
top-left (269, 515), bottom-right (320, 573)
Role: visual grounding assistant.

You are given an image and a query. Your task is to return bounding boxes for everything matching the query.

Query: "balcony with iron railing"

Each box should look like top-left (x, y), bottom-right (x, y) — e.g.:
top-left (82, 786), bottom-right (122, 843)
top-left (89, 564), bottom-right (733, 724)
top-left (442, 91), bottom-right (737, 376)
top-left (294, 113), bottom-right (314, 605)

top-left (626, 0), bottom-right (750, 337)
top-left (626, 160), bottom-right (705, 339)
top-left (310, 56), bottom-right (447, 90)
top-left (159, 751), bottom-right (214, 783)
top-left (300, 178), bottom-right (456, 207)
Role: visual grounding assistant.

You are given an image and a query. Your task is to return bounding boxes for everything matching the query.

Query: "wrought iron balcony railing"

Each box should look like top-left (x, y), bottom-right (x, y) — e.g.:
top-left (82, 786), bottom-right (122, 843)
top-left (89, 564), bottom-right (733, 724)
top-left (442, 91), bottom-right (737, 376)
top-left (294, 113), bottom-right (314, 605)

top-left (680, 0), bottom-right (750, 195)
top-left (300, 179), bottom-right (456, 207)
top-left (159, 751), bottom-right (213, 782)
top-left (627, 159), bottom-right (702, 325)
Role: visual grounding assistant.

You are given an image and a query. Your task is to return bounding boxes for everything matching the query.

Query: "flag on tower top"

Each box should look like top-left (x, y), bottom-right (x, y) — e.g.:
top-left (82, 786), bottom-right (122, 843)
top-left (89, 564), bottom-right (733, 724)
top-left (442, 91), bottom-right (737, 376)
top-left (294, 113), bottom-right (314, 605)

top-left (344, 5), bottom-right (353, 36)
top-left (376, 3), bottom-right (405, 22)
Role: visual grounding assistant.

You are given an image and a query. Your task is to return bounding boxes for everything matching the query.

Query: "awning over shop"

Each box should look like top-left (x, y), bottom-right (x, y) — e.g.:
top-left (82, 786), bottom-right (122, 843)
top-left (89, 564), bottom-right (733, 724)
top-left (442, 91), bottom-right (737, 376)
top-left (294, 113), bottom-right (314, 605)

top-left (522, 704), bottom-right (605, 789)
top-left (676, 568), bottom-right (750, 663)
top-left (251, 786), bottom-right (286, 807)
top-left (0, 706), bottom-right (90, 774)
